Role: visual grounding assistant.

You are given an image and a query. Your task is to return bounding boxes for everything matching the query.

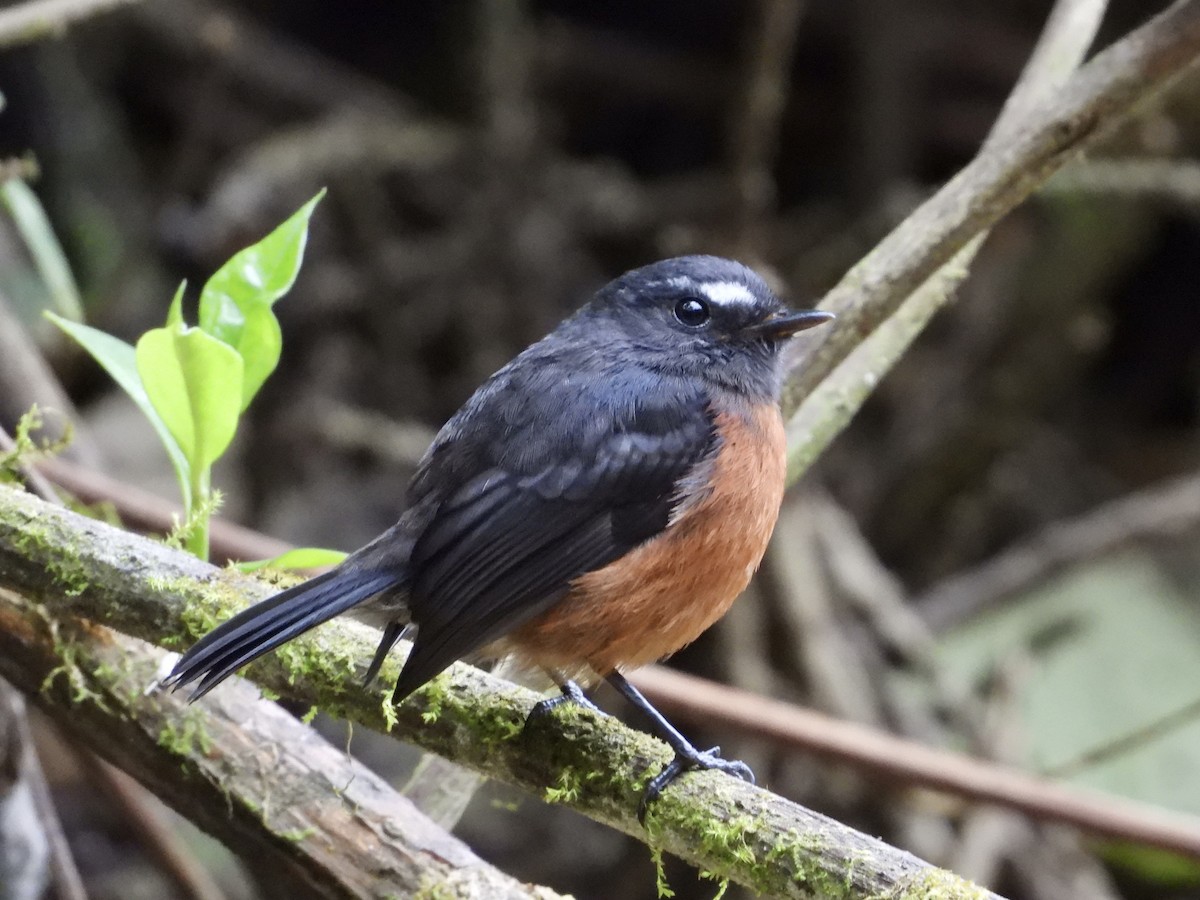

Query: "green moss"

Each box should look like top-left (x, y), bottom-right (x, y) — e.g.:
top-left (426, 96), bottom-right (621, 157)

top-left (93, 653), bottom-right (156, 709)
top-left (698, 871), bottom-right (731, 900)
top-left (35, 612), bottom-right (112, 711)
top-left (381, 695), bottom-right (399, 732)
top-left (544, 766), bottom-right (599, 805)
top-left (412, 878), bottom-right (462, 900)
top-left (1, 406), bottom-right (73, 478)
top-left (174, 577), bottom-right (243, 639)
top-left (158, 705), bottom-right (214, 757)
top-left (761, 828), bottom-right (860, 900)
top-left (419, 677), bottom-right (447, 724)
top-left (277, 826), bottom-right (317, 843)
top-left (882, 867), bottom-right (990, 900)
top-left (13, 518), bottom-right (90, 598)
top-left (274, 630), bottom-right (359, 691)
top-left (651, 804), bottom-right (862, 900)
top-left (41, 642), bottom-right (103, 707)
top-left (698, 814), bottom-right (757, 867)
top-left (407, 672), bottom-right (525, 750)
top-left (649, 846), bottom-right (675, 899)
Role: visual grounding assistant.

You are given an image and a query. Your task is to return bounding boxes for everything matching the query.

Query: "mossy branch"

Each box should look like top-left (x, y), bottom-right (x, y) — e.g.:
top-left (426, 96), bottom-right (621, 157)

top-left (0, 561), bottom-right (565, 898)
top-left (0, 485), bottom-right (997, 900)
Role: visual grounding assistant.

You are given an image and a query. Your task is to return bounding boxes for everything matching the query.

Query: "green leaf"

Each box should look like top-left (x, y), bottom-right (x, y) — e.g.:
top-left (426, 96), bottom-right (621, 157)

top-left (2, 180), bottom-right (84, 322)
top-left (167, 280), bottom-right (186, 327)
top-left (198, 189), bottom-right (325, 409)
top-left (235, 547), bottom-right (348, 573)
top-left (47, 312), bottom-right (192, 507)
top-left (135, 324), bottom-right (244, 473)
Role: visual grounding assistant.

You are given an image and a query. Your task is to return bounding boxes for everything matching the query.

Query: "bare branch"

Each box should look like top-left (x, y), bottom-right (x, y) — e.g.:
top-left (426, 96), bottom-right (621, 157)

top-left (1046, 156), bottom-right (1200, 206)
top-left (35, 455), bottom-right (292, 564)
top-left (0, 683), bottom-right (52, 900)
top-left (0, 571), bottom-right (566, 900)
top-left (917, 470), bottom-right (1200, 631)
top-left (80, 756), bottom-right (229, 900)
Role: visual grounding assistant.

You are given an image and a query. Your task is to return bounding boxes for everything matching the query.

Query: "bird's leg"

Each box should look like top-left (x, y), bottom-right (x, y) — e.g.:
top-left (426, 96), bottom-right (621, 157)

top-left (525, 674), bottom-right (604, 724)
top-left (605, 671), bottom-right (754, 822)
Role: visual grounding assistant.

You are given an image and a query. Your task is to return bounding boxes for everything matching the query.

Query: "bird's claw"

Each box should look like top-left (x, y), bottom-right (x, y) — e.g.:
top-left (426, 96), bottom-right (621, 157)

top-left (638, 745), bottom-right (755, 823)
top-left (525, 680), bottom-right (603, 727)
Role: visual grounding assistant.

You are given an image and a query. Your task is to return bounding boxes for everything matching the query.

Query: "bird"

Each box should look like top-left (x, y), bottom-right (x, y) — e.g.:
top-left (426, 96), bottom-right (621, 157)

top-left (165, 255), bottom-right (833, 819)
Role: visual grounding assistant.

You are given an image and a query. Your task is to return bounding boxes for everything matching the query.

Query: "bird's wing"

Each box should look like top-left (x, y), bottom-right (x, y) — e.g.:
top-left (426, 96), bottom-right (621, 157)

top-left (393, 367), bottom-right (716, 699)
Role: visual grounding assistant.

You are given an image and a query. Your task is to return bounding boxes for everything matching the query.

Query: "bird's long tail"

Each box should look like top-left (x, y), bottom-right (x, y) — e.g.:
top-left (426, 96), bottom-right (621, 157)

top-left (165, 567), bottom-right (401, 700)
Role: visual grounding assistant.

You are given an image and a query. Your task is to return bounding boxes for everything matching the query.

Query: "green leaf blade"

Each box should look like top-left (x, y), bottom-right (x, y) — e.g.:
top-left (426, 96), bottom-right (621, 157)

top-left (198, 190), bottom-right (324, 408)
top-left (135, 325), bottom-right (244, 473)
top-left (47, 312), bottom-right (192, 506)
top-left (235, 547), bottom-right (348, 573)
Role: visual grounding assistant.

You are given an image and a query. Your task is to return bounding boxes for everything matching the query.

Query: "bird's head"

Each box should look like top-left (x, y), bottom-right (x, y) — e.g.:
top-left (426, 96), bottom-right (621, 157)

top-left (579, 255), bottom-right (833, 399)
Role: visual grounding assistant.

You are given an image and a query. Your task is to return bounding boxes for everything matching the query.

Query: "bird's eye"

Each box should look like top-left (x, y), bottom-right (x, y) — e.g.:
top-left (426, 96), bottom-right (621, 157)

top-left (673, 297), bottom-right (710, 327)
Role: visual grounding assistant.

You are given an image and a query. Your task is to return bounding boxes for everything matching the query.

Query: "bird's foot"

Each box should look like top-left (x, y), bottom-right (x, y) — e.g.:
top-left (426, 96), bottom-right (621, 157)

top-left (639, 744), bottom-right (755, 824)
top-left (525, 680), bottom-right (603, 726)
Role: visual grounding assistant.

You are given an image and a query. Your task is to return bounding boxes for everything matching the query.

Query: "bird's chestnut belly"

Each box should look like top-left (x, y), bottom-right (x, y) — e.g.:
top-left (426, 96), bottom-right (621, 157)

top-left (505, 403), bottom-right (786, 677)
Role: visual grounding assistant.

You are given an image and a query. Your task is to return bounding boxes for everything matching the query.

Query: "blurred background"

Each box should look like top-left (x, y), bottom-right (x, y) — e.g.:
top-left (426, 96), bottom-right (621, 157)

top-left (2, 0), bottom-right (1200, 898)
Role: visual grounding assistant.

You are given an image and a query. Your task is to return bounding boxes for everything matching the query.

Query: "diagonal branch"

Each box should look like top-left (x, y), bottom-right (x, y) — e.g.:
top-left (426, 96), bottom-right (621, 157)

top-left (782, 0), bottom-right (1200, 473)
top-left (0, 485), bottom-right (996, 900)
top-left (28, 453), bottom-right (1200, 858)
top-left (0, 567), bottom-right (566, 899)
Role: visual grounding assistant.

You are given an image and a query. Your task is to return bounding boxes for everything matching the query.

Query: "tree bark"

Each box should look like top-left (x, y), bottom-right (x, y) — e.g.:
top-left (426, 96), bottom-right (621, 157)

top-left (0, 484), bottom-right (997, 900)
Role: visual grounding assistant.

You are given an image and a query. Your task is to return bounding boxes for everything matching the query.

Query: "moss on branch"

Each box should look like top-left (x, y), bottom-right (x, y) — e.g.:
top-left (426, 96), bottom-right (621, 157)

top-left (0, 484), bottom-right (995, 899)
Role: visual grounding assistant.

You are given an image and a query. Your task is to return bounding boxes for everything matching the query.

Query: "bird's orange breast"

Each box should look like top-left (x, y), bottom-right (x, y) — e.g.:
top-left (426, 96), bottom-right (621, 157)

top-left (505, 402), bottom-right (786, 677)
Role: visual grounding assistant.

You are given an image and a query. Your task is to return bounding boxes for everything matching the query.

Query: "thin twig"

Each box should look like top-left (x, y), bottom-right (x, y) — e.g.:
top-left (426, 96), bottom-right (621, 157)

top-left (0, 290), bottom-right (102, 469)
top-left (79, 754), bottom-right (227, 900)
top-left (1046, 156), bottom-right (1200, 206)
top-left (788, 0), bottom-right (1106, 476)
top-left (4, 690), bottom-right (88, 900)
top-left (727, 0), bottom-right (808, 243)
top-left (632, 666), bottom-right (1200, 858)
top-left (917, 469), bottom-right (1200, 631)
top-left (0, 682), bottom-right (50, 900)
top-left (36, 455), bottom-right (292, 564)
top-left (0, 428), bottom-right (62, 508)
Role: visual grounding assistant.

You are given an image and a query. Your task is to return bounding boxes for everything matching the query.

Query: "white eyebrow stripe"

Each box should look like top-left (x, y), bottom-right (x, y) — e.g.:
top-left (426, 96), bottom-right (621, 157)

top-left (699, 281), bottom-right (757, 308)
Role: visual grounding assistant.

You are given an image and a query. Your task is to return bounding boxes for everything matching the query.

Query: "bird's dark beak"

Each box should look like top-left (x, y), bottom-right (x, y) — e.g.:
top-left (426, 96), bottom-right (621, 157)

top-left (747, 309), bottom-right (835, 340)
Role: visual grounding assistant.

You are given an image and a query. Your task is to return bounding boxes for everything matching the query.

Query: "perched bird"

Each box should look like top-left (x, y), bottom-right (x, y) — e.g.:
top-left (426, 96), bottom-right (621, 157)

top-left (166, 255), bottom-right (833, 817)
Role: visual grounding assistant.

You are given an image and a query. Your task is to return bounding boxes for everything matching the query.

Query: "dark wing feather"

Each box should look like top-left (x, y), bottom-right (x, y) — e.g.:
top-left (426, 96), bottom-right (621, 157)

top-left (392, 362), bottom-right (715, 700)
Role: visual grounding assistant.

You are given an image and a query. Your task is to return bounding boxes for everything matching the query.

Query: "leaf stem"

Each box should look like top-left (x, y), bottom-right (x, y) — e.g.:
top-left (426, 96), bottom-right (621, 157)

top-left (185, 466), bottom-right (210, 561)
